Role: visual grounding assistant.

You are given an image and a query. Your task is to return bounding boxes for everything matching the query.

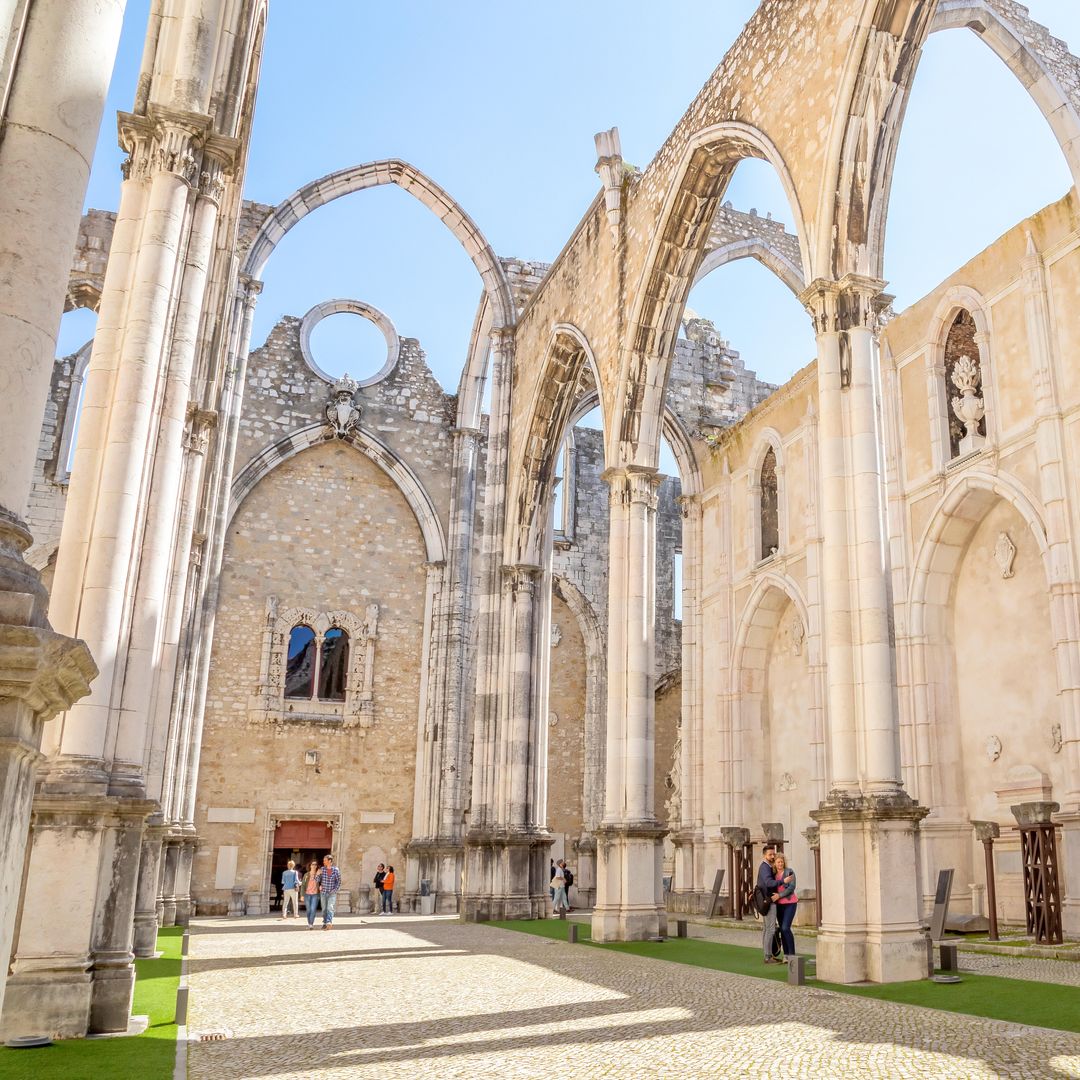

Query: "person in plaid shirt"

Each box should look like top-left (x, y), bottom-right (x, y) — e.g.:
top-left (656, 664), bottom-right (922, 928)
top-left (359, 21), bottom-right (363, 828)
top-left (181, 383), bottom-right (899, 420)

top-left (315, 854), bottom-right (342, 929)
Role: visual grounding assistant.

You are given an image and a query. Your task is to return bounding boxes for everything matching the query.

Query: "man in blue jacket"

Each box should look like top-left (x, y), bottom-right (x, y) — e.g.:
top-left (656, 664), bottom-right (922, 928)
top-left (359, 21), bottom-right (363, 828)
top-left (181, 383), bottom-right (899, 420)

top-left (758, 843), bottom-right (781, 963)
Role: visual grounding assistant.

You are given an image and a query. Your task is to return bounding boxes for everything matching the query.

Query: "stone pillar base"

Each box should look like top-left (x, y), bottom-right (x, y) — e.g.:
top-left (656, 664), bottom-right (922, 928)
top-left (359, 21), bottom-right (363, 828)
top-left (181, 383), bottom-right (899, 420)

top-left (591, 822), bottom-right (667, 942)
top-left (2, 961), bottom-right (92, 1040)
top-left (404, 838), bottom-right (464, 915)
top-left (3, 792), bottom-right (153, 1038)
top-left (811, 789), bottom-right (929, 984)
top-left (462, 828), bottom-right (550, 921)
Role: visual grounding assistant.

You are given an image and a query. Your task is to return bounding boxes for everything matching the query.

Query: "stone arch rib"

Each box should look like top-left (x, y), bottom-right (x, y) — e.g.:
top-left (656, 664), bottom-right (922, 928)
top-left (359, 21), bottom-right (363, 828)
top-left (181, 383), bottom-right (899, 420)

top-left (616, 122), bottom-right (810, 469)
top-left (229, 424), bottom-right (447, 564)
top-left (242, 160), bottom-right (515, 329)
top-left (931, 0), bottom-right (1080, 192)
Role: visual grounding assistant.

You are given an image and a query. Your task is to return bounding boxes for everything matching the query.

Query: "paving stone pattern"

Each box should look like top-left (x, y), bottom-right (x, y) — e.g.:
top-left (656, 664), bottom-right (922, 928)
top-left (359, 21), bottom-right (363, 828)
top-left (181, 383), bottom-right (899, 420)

top-left (186, 916), bottom-right (1080, 1079)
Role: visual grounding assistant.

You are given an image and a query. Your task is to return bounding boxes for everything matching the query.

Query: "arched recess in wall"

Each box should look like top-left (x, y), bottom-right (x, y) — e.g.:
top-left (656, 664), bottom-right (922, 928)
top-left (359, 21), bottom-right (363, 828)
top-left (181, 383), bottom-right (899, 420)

top-left (508, 324), bottom-right (604, 565)
top-left (905, 469), bottom-right (1054, 806)
top-left (831, 0), bottom-right (1080, 284)
top-left (614, 122), bottom-right (813, 470)
top-left (728, 572), bottom-right (822, 867)
top-left (746, 428), bottom-right (787, 565)
top-left (242, 161), bottom-right (514, 397)
top-left (229, 423), bottom-right (447, 565)
top-left (550, 574), bottom-right (606, 839)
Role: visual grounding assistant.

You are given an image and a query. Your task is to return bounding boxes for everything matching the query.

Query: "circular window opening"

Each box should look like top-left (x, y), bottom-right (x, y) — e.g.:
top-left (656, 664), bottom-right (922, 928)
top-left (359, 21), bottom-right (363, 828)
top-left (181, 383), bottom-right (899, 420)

top-left (307, 310), bottom-right (390, 383)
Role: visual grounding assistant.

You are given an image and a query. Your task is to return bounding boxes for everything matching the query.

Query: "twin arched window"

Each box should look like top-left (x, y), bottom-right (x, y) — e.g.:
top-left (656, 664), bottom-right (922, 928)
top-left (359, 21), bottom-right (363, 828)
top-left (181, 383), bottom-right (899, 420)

top-left (285, 624), bottom-right (349, 702)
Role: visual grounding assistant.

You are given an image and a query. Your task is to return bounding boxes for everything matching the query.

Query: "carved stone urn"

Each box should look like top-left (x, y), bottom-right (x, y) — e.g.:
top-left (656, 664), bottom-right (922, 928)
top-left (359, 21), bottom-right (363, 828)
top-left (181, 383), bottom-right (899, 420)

top-left (950, 355), bottom-right (985, 455)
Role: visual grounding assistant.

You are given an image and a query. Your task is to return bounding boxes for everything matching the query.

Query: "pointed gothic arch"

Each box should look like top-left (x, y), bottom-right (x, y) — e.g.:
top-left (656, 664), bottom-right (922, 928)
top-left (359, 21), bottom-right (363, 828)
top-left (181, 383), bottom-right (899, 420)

top-left (229, 424), bottom-right (447, 565)
top-left (241, 160), bottom-right (515, 331)
top-left (614, 121), bottom-right (811, 470)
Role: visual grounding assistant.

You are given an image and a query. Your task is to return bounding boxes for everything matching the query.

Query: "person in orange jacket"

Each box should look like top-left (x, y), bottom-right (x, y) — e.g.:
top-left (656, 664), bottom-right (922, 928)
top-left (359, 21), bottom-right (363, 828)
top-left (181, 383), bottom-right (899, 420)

top-left (381, 865), bottom-right (395, 914)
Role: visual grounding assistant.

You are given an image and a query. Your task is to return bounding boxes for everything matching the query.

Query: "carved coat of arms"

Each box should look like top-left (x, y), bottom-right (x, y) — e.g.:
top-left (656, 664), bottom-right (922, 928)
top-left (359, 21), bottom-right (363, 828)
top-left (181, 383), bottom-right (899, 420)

top-left (325, 374), bottom-right (361, 437)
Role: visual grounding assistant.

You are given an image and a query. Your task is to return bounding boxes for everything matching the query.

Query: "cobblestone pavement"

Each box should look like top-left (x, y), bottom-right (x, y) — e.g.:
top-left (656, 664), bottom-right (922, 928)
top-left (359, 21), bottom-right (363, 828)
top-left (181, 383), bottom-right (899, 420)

top-left (186, 915), bottom-right (1080, 1079)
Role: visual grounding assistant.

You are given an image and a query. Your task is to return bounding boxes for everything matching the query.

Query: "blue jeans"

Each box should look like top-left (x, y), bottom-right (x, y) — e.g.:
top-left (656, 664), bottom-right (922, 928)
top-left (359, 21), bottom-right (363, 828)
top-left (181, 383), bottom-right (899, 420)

top-left (382, 889), bottom-right (393, 913)
top-left (777, 901), bottom-right (798, 957)
top-left (762, 903), bottom-right (778, 958)
top-left (305, 893), bottom-right (320, 925)
top-left (322, 892), bottom-right (338, 925)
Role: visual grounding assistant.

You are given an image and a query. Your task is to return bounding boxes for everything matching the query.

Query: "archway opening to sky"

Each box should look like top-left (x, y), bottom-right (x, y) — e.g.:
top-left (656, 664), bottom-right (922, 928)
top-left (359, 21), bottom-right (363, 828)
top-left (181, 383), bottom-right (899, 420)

top-left (251, 184), bottom-right (484, 391)
top-left (885, 25), bottom-right (1076, 310)
top-left (683, 159), bottom-right (816, 391)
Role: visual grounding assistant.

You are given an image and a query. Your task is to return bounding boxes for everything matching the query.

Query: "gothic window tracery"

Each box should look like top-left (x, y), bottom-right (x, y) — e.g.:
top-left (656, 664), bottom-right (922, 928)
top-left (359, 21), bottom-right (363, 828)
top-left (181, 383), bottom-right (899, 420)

top-left (252, 600), bottom-right (379, 729)
top-left (285, 624), bottom-right (317, 699)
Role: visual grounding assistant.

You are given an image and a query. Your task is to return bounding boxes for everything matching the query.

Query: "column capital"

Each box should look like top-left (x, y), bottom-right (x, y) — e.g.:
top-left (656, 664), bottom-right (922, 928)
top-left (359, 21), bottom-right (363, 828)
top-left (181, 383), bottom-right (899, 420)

top-left (118, 106), bottom-right (207, 186)
top-left (238, 274), bottom-right (264, 306)
top-left (799, 275), bottom-right (891, 334)
top-left (503, 564), bottom-right (541, 596)
top-left (602, 466), bottom-right (661, 510)
top-left (676, 493), bottom-right (701, 521)
top-left (183, 407), bottom-right (218, 455)
top-left (0, 623), bottom-right (97, 722)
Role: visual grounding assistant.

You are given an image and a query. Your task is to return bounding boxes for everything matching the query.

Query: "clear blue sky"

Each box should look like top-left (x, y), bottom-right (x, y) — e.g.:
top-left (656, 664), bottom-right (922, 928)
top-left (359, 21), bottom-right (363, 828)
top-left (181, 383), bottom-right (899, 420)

top-left (65, 1), bottom-right (1080, 400)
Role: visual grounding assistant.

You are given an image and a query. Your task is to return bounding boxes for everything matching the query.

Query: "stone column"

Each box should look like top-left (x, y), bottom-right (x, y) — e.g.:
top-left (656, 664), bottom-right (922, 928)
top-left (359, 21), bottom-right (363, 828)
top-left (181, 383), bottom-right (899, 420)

top-left (801, 276), bottom-right (928, 984)
top-left (673, 494), bottom-right (704, 905)
top-left (7, 114), bottom-right (204, 1039)
top-left (0, 0), bottom-right (126, 520)
top-left (132, 815), bottom-right (167, 957)
top-left (593, 467), bottom-right (666, 942)
top-left (158, 840), bottom-right (181, 927)
top-left (463, 329), bottom-right (514, 917)
top-left (0, 0), bottom-right (121, 1027)
top-left (506, 565), bottom-right (540, 830)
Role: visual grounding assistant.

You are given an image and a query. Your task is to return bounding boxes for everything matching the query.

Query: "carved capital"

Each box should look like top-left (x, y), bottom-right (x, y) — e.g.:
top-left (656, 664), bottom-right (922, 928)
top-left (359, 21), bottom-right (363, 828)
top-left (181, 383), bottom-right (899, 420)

top-left (238, 274), bottom-right (264, 308)
top-left (676, 493), bottom-right (701, 522)
top-left (0, 623), bottom-right (97, 722)
top-left (504, 564), bottom-right (540, 597)
top-left (799, 275), bottom-right (890, 335)
top-left (183, 407), bottom-right (218, 455)
top-left (603, 466), bottom-right (660, 510)
top-left (118, 107), bottom-right (211, 186)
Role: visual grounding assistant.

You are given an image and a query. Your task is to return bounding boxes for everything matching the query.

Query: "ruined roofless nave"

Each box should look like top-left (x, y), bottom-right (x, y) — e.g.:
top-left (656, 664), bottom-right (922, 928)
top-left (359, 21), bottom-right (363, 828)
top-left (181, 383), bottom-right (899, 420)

top-left (1, 0), bottom-right (1080, 1041)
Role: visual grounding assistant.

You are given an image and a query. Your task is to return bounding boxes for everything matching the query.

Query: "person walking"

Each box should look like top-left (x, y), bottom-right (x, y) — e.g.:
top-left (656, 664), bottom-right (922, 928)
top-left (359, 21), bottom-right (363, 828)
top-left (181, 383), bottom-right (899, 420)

top-left (551, 859), bottom-right (569, 917)
top-left (373, 863), bottom-right (386, 912)
top-left (563, 862), bottom-right (574, 912)
top-left (757, 843), bottom-right (781, 964)
top-left (302, 860), bottom-right (320, 929)
top-left (280, 860), bottom-right (300, 920)
top-left (771, 851), bottom-right (798, 961)
top-left (316, 854), bottom-right (341, 930)
top-left (381, 865), bottom-right (395, 914)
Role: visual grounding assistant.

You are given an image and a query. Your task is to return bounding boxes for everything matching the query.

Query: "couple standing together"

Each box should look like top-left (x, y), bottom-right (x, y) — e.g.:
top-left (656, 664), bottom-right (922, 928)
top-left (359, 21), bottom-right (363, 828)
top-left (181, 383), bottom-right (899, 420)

top-left (372, 863), bottom-right (396, 914)
top-left (281, 854), bottom-right (342, 929)
top-left (757, 842), bottom-right (798, 963)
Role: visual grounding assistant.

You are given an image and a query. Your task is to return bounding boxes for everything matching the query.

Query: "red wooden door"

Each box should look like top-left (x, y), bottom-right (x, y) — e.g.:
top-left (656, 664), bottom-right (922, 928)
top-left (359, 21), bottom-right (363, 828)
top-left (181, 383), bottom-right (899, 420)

top-left (274, 820), bottom-right (333, 849)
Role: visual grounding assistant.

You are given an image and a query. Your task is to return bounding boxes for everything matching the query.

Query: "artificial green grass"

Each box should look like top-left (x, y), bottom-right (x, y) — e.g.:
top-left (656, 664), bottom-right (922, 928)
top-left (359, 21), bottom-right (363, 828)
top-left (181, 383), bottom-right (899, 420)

top-left (489, 919), bottom-right (1080, 1034)
top-left (0, 926), bottom-right (183, 1079)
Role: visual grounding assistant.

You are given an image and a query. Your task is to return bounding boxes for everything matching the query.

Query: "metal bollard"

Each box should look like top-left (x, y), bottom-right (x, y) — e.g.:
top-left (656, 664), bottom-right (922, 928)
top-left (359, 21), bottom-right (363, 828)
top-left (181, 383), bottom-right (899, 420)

top-left (175, 986), bottom-right (189, 1026)
top-left (787, 956), bottom-right (807, 986)
top-left (675, 918), bottom-right (688, 938)
top-left (568, 923), bottom-right (579, 943)
top-left (181, 933), bottom-right (190, 957)
top-left (939, 943), bottom-right (959, 972)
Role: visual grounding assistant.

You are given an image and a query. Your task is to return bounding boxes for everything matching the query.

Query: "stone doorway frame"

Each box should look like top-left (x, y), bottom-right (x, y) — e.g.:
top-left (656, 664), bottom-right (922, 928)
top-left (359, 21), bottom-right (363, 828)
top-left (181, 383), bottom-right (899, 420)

top-left (259, 808), bottom-right (344, 915)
